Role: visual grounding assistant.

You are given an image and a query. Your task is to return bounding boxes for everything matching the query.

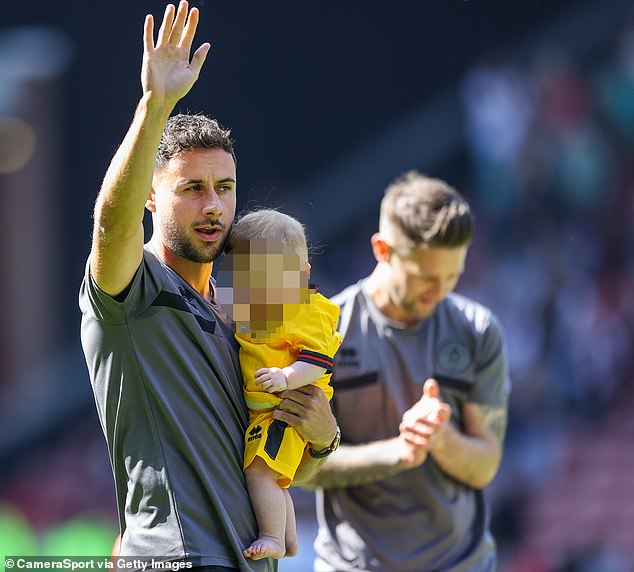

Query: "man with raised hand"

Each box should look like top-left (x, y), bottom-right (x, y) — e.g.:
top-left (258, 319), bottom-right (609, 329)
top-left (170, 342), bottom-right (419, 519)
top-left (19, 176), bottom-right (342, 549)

top-left (79, 3), bottom-right (337, 570)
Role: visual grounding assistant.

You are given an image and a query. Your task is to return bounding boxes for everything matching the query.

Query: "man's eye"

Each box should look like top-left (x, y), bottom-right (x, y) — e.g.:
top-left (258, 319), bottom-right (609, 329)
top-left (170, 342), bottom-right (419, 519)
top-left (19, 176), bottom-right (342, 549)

top-left (216, 185), bottom-right (232, 194)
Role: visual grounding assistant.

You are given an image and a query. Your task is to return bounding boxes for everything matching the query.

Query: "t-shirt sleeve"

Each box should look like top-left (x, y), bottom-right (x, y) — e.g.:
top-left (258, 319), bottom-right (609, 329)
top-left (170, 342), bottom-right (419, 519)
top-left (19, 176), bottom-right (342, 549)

top-left (294, 294), bottom-right (343, 373)
top-left (79, 251), bottom-right (166, 325)
top-left (470, 312), bottom-right (511, 408)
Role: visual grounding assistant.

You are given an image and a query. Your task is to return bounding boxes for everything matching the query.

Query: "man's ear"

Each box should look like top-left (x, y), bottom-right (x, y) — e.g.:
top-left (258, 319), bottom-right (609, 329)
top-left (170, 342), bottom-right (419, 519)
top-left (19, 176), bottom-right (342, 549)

top-left (145, 189), bottom-right (157, 213)
top-left (371, 232), bottom-right (391, 262)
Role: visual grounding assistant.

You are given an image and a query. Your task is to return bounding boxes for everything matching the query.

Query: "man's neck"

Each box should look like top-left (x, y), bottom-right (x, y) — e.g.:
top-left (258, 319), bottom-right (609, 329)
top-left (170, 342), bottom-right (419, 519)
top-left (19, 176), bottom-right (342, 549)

top-left (150, 239), bottom-right (214, 301)
top-left (365, 266), bottom-right (417, 326)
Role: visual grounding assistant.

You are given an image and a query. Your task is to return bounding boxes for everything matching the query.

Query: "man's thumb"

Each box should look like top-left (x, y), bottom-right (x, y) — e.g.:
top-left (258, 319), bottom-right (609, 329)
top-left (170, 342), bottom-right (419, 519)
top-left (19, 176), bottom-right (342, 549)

top-left (423, 378), bottom-right (439, 398)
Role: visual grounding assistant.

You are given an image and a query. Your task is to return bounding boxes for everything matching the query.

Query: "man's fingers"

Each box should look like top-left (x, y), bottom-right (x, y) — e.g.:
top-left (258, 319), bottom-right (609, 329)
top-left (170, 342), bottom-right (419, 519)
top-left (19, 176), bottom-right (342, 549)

top-left (403, 432), bottom-right (429, 447)
top-left (168, 1), bottom-right (189, 45)
top-left (277, 385), bottom-right (320, 407)
top-left (157, 4), bottom-right (176, 47)
top-left (423, 378), bottom-right (439, 398)
top-left (436, 406), bottom-right (451, 423)
top-left (180, 6), bottom-right (200, 51)
top-left (273, 408), bottom-right (301, 427)
top-left (143, 15), bottom-right (155, 52)
top-left (277, 396), bottom-right (306, 417)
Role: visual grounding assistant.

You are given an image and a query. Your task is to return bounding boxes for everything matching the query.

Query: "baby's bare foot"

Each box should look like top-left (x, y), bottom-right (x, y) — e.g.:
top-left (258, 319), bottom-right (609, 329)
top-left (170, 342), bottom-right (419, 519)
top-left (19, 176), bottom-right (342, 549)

top-left (243, 535), bottom-right (285, 560)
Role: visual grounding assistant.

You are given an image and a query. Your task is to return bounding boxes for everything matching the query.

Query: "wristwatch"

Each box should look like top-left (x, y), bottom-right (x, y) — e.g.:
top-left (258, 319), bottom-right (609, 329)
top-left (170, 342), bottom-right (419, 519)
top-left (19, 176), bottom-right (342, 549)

top-left (308, 426), bottom-right (341, 458)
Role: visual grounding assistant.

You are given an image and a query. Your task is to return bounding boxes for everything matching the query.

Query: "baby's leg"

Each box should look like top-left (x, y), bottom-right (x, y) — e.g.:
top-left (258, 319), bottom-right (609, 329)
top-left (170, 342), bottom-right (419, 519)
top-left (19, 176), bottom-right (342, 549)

top-left (243, 456), bottom-right (286, 560)
top-left (283, 488), bottom-right (298, 557)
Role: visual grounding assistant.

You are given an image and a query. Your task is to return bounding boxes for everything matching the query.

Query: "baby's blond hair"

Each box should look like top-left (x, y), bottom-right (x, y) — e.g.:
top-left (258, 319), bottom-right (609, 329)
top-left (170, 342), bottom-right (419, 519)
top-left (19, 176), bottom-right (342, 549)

top-left (227, 208), bottom-right (309, 264)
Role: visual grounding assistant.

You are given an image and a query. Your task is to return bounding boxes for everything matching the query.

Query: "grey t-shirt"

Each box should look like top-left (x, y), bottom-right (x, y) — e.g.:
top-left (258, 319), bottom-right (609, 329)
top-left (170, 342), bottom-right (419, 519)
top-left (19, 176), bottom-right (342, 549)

top-left (79, 246), bottom-right (275, 571)
top-left (314, 279), bottom-right (510, 572)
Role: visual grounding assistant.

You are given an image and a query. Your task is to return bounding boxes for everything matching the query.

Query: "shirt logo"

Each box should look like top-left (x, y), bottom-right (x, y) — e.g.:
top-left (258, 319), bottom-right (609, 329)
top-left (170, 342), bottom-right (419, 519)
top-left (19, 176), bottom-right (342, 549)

top-left (437, 341), bottom-right (472, 374)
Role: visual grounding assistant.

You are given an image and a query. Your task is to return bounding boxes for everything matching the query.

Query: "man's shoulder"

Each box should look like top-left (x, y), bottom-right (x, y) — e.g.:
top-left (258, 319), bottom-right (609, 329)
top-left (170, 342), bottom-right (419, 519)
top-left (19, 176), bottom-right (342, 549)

top-left (79, 245), bottom-right (168, 321)
top-left (441, 292), bottom-right (499, 336)
top-left (330, 279), bottom-right (366, 309)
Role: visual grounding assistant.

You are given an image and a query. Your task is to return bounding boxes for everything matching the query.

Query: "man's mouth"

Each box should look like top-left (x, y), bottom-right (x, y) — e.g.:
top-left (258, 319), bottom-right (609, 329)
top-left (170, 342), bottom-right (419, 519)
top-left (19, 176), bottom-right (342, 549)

top-left (193, 224), bottom-right (223, 241)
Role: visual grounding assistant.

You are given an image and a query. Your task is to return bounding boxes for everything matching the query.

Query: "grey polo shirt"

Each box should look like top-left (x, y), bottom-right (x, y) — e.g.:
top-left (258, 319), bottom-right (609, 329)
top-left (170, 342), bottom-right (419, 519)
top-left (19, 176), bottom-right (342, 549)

top-left (79, 245), bottom-right (276, 571)
top-left (314, 279), bottom-right (510, 572)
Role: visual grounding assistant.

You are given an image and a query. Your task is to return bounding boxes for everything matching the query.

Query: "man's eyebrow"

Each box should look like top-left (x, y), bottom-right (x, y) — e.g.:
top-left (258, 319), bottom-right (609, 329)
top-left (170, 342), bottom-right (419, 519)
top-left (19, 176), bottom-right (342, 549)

top-left (178, 178), bottom-right (237, 185)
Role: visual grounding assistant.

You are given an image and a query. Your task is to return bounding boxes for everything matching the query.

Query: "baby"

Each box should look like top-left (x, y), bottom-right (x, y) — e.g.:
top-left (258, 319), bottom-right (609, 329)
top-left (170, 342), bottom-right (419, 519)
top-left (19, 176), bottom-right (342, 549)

top-left (217, 208), bottom-right (342, 560)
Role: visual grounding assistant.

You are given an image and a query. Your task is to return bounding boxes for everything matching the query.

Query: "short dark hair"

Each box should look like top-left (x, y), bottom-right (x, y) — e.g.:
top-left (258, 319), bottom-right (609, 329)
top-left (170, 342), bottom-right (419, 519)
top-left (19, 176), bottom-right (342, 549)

top-left (380, 171), bottom-right (474, 249)
top-left (156, 113), bottom-right (235, 170)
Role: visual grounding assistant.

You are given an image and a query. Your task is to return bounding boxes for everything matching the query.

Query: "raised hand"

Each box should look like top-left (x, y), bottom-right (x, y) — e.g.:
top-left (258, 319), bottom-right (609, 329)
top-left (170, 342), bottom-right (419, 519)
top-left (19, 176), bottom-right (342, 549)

top-left (142, 1), bottom-right (211, 105)
top-left (254, 367), bottom-right (288, 393)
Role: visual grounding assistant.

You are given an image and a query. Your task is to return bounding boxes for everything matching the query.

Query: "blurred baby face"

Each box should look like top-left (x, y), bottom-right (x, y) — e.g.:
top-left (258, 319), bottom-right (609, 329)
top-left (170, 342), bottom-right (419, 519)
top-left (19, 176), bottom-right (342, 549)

top-left (216, 238), bottom-right (311, 334)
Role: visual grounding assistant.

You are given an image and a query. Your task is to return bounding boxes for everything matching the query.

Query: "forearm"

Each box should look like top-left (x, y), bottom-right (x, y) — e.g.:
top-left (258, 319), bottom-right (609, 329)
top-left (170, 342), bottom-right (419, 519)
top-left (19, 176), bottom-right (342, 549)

top-left (292, 449), bottom-right (327, 486)
top-left (301, 438), bottom-right (421, 490)
top-left (91, 96), bottom-right (174, 294)
top-left (94, 95), bottom-right (172, 238)
top-left (282, 362), bottom-right (325, 391)
top-left (429, 423), bottom-right (501, 489)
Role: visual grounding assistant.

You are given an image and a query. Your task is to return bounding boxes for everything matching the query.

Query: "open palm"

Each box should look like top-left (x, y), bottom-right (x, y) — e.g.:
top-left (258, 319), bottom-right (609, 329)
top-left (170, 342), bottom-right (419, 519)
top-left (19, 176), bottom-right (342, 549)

top-left (141, 1), bottom-right (210, 104)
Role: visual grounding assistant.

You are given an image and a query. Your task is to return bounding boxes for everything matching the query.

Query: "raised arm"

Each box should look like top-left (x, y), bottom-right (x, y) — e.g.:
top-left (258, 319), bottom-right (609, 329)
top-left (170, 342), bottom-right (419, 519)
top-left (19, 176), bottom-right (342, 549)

top-left (91, 1), bottom-right (210, 296)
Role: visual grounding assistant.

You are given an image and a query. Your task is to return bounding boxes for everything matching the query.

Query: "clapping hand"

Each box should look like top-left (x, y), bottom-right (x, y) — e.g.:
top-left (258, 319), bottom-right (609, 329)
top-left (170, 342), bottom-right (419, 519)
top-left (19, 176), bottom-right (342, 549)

top-left (398, 378), bottom-right (451, 467)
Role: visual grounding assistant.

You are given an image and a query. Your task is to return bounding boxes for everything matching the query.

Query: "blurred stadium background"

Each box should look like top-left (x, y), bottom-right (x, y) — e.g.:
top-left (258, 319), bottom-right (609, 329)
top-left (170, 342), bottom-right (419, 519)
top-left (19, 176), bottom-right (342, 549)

top-left (1, 1), bottom-right (634, 570)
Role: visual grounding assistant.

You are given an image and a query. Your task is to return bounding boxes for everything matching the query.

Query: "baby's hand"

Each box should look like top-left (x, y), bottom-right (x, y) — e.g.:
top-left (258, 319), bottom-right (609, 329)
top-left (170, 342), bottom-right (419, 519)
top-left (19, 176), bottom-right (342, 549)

top-left (254, 367), bottom-right (288, 393)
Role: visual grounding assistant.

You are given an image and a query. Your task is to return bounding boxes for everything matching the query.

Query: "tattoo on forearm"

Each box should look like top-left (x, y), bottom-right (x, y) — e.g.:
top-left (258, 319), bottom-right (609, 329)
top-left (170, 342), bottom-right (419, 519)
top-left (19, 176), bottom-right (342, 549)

top-left (475, 405), bottom-right (507, 443)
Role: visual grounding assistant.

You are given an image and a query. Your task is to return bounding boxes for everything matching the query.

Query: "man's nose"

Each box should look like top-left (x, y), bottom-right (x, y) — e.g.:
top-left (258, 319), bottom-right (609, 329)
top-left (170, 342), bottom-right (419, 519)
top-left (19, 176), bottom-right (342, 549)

top-left (202, 190), bottom-right (222, 216)
top-left (429, 280), bottom-right (448, 302)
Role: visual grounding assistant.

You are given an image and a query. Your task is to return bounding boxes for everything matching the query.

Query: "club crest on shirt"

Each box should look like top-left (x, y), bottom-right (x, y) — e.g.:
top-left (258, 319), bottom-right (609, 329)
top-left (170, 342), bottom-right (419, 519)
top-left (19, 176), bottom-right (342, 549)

top-left (437, 341), bottom-right (472, 374)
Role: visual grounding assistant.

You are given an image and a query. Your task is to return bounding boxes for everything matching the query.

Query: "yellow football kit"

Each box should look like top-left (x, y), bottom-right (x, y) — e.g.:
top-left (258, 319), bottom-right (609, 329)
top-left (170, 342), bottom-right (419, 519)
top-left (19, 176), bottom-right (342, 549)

top-left (237, 292), bottom-right (342, 487)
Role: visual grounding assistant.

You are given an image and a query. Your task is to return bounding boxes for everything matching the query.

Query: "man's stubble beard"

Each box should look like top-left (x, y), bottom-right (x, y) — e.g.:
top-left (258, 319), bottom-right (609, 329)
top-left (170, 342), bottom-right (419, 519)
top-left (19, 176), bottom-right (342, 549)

top-left (163, 220), bottom-right (231, 263)
top-left (392, 285), bottom-right (437, 322)
top-left (401, 298), bottom-right (437, 321)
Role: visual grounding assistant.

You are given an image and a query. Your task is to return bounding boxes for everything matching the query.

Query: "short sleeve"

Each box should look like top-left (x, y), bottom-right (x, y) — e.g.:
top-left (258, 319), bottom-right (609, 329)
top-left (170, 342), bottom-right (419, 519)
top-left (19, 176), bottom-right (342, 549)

top-left (470, 313), bottom-right (511, 407)
top-left (294, 294), bottom-right (343, 373)
top-left (78, 250), bottom-right (166, 325)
